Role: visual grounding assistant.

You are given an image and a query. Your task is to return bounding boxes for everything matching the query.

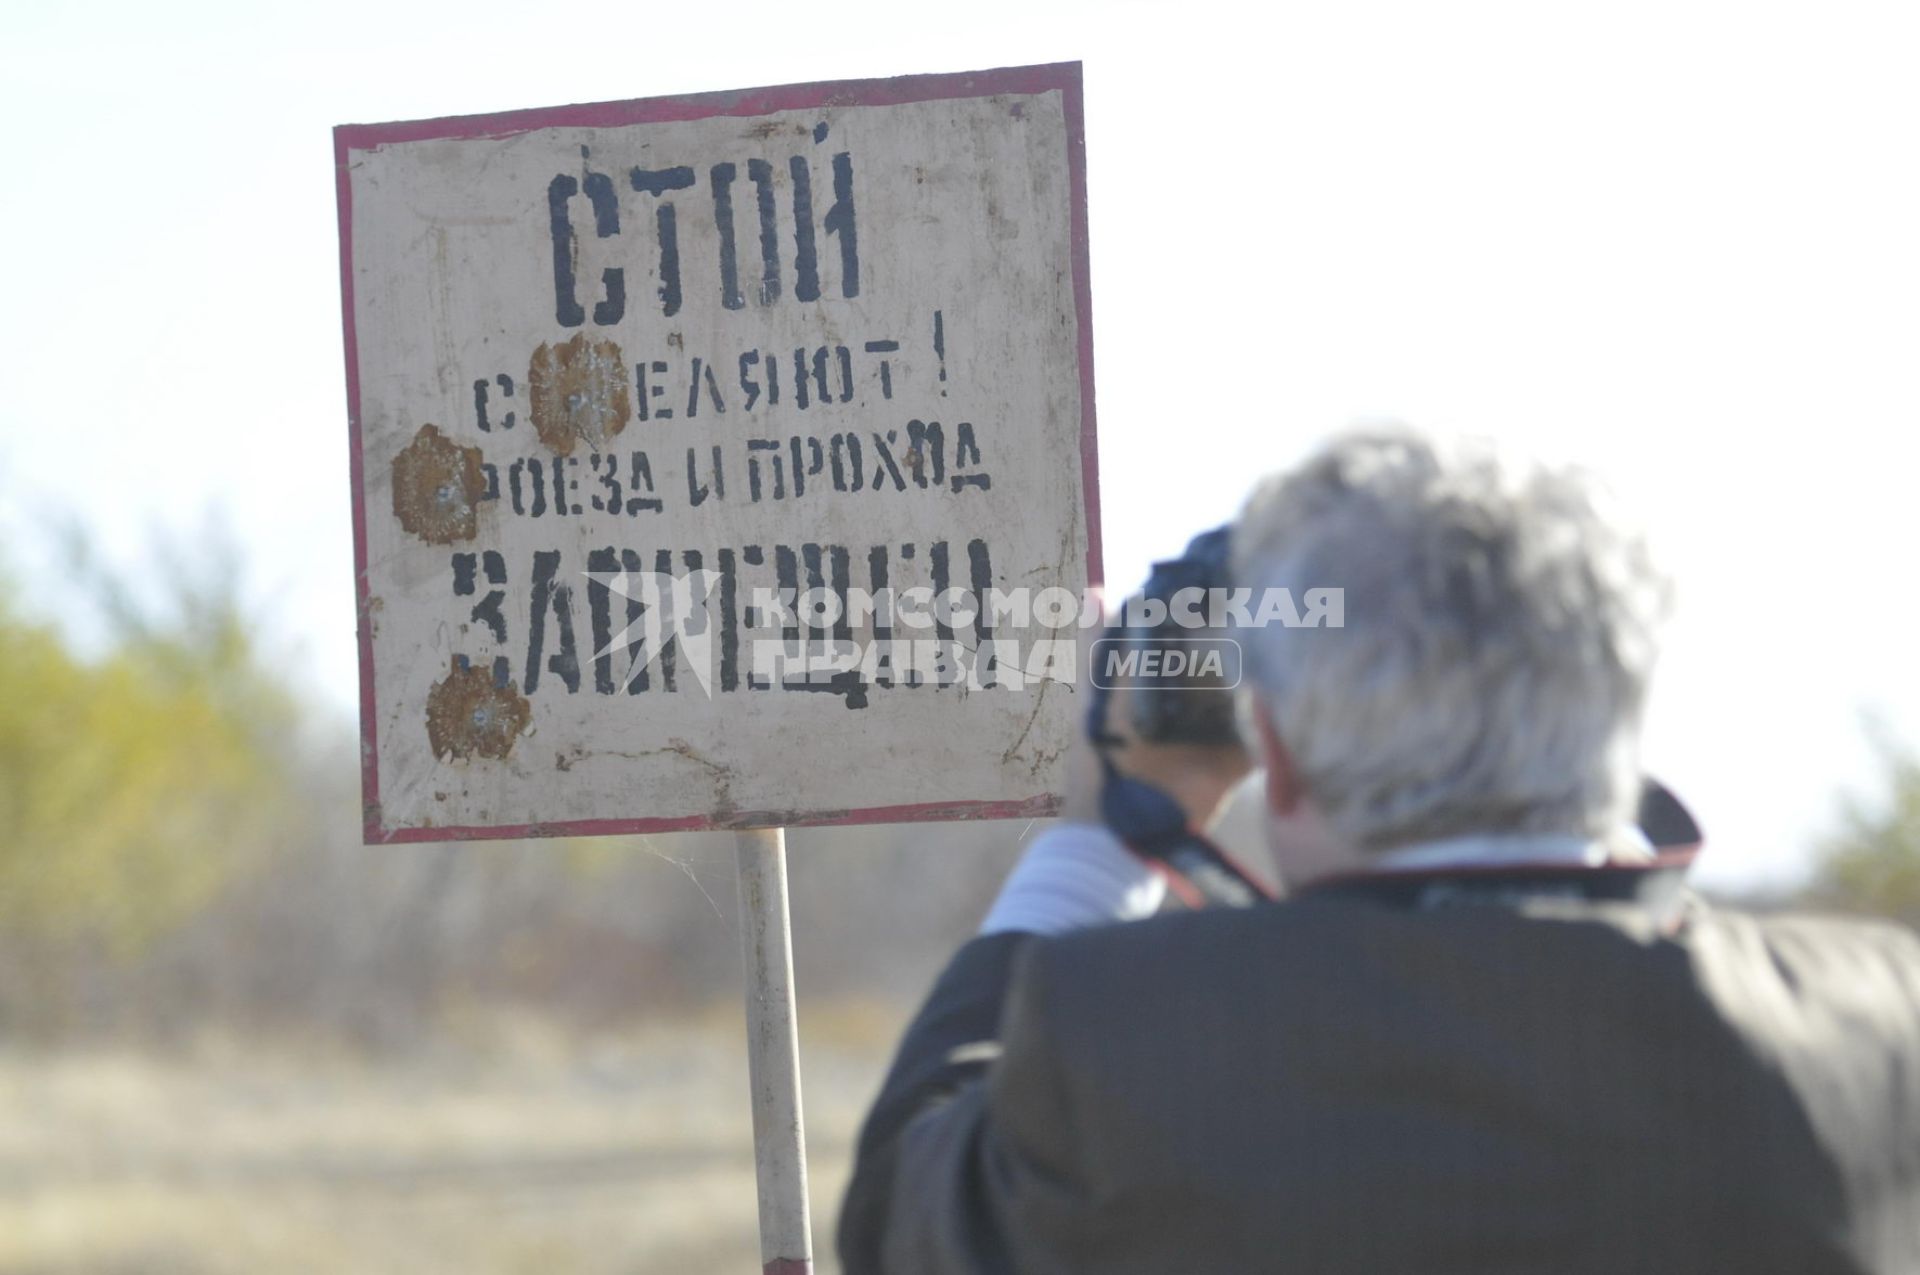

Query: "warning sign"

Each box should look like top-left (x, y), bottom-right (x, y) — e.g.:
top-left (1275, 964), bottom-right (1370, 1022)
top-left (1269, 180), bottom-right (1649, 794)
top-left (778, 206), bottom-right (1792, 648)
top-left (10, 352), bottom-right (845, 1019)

top-left (337, 63), bottom-right (1099, 841)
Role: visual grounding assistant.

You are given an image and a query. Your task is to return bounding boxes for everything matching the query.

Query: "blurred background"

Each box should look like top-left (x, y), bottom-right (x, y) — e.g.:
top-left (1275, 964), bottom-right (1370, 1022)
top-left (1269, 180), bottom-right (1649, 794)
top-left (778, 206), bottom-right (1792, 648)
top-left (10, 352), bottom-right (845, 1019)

top-left (4, 1), bottom-right (1920, 1271)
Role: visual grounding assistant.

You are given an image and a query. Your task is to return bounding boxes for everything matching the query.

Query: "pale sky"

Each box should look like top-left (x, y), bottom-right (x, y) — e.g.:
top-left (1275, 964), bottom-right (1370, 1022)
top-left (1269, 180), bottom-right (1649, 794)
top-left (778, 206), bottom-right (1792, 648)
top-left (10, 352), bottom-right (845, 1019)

top-left (3, 0), bottom-right (1916, 890)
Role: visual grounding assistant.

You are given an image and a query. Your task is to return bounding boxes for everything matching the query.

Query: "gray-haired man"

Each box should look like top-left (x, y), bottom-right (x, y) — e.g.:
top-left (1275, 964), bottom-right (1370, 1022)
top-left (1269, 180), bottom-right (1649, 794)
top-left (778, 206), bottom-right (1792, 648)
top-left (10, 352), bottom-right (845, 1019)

top-left (839, 431), bottom-right (1920, 1274)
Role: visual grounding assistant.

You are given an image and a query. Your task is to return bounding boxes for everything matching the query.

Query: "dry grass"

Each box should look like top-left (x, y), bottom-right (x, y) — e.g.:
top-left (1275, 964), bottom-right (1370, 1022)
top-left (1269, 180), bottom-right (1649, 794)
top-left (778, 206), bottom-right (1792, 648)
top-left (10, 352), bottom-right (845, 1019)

top-left (0, 1004), bottom-right (903, 1274)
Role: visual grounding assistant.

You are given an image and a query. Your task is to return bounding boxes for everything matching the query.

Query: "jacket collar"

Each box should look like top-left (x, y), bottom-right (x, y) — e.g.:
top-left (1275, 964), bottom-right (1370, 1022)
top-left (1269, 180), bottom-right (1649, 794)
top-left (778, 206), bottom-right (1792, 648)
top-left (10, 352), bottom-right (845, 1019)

top-left (1298, 831), bottom-right (1696, 924)
top-left (1371, 828), bottom-right (1654, 872)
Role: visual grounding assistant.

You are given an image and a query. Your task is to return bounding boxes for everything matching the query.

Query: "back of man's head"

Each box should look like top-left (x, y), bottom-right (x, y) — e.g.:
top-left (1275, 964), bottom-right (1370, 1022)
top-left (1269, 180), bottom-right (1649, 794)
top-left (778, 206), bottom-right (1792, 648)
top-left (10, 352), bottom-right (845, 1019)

top-left (1232, 429), bottom-right (1670, 854)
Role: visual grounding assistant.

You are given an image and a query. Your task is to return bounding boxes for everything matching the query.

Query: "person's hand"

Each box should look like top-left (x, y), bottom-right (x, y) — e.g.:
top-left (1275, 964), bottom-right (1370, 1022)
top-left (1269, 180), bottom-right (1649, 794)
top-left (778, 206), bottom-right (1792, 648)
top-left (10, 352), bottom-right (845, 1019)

top-left (1060, 626), bottom-right (1255, 831)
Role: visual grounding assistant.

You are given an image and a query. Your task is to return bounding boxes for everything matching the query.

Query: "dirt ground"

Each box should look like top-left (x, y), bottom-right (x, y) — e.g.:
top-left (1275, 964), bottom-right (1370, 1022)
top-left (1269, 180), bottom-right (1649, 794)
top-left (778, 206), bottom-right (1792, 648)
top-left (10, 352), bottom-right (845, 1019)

top-left (0, 1005), bottom-right (903, 1274)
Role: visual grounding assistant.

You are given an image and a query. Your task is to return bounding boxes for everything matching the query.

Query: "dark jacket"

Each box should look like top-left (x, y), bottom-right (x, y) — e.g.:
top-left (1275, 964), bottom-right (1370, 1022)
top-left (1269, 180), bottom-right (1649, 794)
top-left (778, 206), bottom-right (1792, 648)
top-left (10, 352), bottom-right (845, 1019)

top-left (839, 876), bottom-right (1920, 1274)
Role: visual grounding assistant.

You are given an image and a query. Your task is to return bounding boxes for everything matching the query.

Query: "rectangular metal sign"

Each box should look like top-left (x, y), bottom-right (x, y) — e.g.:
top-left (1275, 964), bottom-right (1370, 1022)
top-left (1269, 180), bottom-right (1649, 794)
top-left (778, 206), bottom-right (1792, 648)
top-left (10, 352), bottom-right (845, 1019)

top-left (337, 63), bottom-right (1099, 842)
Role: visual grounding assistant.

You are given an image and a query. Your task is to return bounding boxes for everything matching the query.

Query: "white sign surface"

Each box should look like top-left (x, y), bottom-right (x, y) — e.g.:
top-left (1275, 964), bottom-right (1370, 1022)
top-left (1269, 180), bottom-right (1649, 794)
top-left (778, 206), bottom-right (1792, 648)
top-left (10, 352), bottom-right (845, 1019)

top-left (337, 64), bottom-right (1100, 842)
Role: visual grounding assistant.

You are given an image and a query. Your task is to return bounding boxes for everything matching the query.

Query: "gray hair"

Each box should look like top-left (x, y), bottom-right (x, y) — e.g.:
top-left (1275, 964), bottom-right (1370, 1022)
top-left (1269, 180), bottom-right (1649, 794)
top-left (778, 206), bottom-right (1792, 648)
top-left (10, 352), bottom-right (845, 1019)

top-left (1231, 429), bottom-right (1670, 852)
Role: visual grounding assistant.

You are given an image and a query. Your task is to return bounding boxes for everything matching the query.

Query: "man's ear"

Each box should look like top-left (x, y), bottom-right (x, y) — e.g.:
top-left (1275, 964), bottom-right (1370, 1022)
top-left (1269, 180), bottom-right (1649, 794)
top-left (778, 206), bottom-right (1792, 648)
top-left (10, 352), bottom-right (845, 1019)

top-left (1253, 705), bottom-right (1305, 817)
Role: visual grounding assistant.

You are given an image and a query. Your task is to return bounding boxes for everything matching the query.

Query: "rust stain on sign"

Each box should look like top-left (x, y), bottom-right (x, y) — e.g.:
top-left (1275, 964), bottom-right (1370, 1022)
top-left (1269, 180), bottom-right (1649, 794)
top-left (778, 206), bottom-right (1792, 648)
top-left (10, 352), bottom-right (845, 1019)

top-left (426, 660), bottom-right (532, 761)
top-left (527, 332), bottom-right (631, 456)
top-left (391, 423), bottom-right (485, 544)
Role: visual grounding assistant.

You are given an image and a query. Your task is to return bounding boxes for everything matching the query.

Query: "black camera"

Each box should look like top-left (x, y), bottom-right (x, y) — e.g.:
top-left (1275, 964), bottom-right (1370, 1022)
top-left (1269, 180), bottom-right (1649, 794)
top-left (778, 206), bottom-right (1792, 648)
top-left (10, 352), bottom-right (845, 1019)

top-left (1085, 523), bottom-right (1268, 907)
top-left (1093, 524), bottom-right (1244, 749)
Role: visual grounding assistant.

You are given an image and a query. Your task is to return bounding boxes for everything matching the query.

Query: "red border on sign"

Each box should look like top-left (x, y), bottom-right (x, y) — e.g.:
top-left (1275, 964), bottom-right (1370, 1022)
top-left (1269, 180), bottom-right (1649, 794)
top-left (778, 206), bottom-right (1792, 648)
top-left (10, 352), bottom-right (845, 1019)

top-left (336, 62), bottom-right (1101, 845)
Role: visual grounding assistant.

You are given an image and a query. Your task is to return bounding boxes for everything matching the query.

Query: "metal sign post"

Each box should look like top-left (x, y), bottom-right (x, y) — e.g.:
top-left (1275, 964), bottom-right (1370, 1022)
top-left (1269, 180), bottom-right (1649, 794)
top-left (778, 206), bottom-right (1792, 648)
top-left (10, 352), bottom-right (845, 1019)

top-left (735, 827), bottom-right (812, 1274)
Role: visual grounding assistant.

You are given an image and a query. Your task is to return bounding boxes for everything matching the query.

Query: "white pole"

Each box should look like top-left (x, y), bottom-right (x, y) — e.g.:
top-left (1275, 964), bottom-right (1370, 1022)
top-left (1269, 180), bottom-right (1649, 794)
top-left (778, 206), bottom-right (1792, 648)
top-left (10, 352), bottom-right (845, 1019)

top-left (735, 827), bottom-right (814, 1274)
